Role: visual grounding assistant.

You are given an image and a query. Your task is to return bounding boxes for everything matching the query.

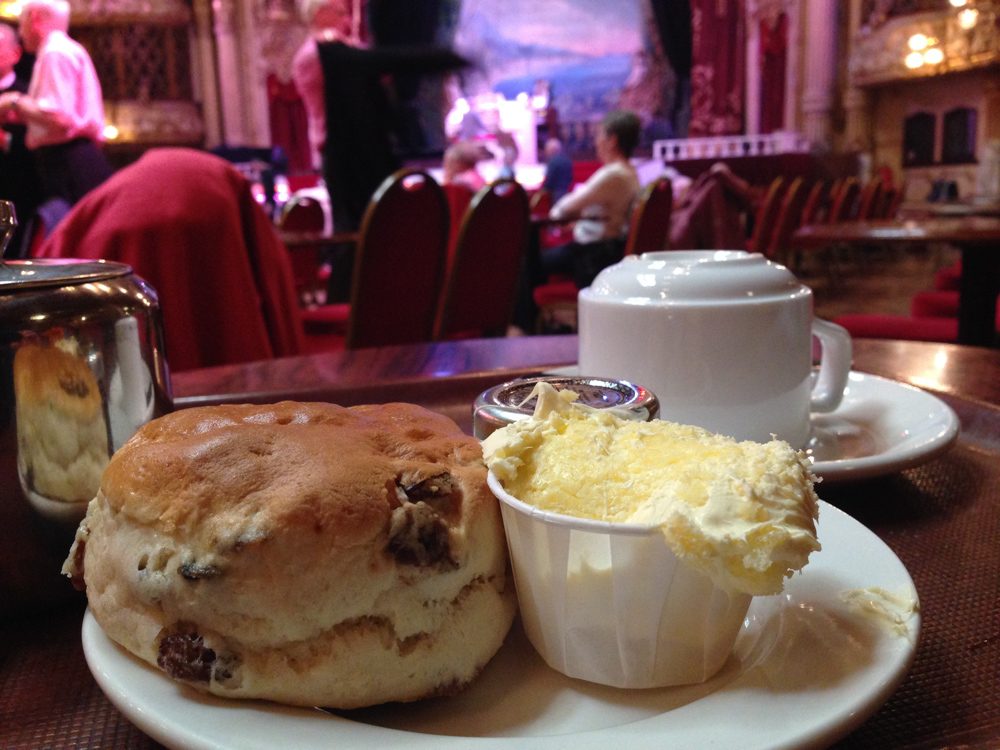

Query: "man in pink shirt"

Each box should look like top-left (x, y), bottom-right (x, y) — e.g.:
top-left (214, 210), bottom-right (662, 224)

top-left (0, 0), bottom-right (112, 205)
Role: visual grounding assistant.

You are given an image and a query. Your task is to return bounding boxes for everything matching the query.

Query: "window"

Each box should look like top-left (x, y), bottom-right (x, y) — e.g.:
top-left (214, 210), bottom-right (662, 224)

top-left (903, 112), bottom-right (935, 167)
top-left (941, 107), bottom-right (977, 165)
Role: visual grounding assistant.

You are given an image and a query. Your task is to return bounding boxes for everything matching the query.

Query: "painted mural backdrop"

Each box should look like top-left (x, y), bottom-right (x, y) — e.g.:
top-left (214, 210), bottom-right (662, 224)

top-left (452, 0), bottom-right (677, 150)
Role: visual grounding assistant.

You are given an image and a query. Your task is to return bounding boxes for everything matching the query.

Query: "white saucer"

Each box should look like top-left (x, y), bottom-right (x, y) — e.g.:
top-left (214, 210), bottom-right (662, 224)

top-left (544, 367), bottom-right (959, 483)
top-left (83, 501), bottom-right (919, 750)
top-left (804, 371), bottom-right (958, 482)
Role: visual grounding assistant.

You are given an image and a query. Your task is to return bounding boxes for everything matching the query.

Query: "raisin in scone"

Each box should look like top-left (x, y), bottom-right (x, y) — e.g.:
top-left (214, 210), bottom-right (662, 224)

top-left (63, 401), bottom-right (516, 709)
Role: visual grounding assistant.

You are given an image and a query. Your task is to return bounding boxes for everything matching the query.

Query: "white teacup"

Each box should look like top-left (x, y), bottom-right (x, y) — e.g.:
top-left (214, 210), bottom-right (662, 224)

top-left (578, 250), bottom-right (852, 448)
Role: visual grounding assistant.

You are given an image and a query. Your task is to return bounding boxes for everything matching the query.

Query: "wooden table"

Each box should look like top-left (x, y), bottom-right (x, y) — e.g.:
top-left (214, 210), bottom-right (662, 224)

top-left (277, 230), bottom-right (358, 248)
top-left (898, 201), bottom-right (1000, 218)
top-left (4, 336), bottom-right (1000, 749)
top-left (793, 217), bottom-right (1000, 346)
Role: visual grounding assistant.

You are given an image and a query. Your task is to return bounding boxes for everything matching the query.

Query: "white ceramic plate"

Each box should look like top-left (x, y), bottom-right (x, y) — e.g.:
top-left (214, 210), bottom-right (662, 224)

top-left (83, 501), bottom-right (919, 750)
top-left (544, 367), bottom-right (959, 483)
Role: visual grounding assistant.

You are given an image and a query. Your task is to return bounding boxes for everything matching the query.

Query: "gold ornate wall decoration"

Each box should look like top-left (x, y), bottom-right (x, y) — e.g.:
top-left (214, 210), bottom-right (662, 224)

top-left (104, 100), bottom-right (205, 144)
top-left (255, 4), bottom-right (308, 84)
top-left (74, 23), bottom-right (193, 101)
top-left (64, 1), bottom-right (204, 148)
top-left (67, 0), bottom-right (191, 23)
top-left (850, 2), bottom-right (1000, 87)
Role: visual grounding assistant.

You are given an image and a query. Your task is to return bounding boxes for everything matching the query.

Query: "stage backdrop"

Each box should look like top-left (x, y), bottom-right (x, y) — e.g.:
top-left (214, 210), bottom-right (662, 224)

top-left (452, 0), bottom-right (679, 152)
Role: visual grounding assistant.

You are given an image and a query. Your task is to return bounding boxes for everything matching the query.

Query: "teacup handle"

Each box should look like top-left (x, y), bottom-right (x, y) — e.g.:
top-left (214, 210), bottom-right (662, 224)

top-left (810, 318), bottom-right (852, 413)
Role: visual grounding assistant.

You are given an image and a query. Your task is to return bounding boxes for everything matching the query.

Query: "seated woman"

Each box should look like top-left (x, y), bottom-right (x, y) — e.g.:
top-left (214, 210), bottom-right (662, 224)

top-left (511, 110), bottom-right (641, 332)
top-left (540, 110), bottom-right (641, 288)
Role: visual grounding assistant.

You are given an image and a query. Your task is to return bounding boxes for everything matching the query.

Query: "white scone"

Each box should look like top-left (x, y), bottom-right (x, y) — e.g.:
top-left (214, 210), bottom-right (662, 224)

top-left (63, 401), bottom-right (516, 709)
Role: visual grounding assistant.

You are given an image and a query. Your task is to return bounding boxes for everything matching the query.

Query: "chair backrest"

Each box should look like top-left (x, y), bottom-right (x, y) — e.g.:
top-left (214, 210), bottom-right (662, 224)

top-left (856, 178), bottom-right (883, 220)
top-left (762, 176), bottom-right (808, 266)
top-left (885, 181), bottom-right (906, 218)
top-left (800, 180), bottom-right (827, 226)
top-left (442, 182), bottom-right (474, 262)
top-left (748, 177), bottom-right (786, 255)
top-left (278, 194), bottom-right (325, 232)
top-left (529, 188), bottom-right (552, 219)
top-left (434, 178), bottom-right (530, 340)
top-left (346, 169), bottom-right (450, 349)
top-left (827, 177), bottom-right (859, 222)
top-left (276, 195), bottom-right (327, 301)
top-left (624, 177), bottom-right (673, 256)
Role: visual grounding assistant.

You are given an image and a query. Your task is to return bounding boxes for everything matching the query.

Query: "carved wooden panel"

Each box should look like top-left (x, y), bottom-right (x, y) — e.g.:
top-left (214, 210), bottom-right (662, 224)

top-left (74, 23), bottom-right (192, 102)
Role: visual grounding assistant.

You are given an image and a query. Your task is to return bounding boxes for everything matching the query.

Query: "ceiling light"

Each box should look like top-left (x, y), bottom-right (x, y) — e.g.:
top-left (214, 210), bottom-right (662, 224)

top-left (905, 52), bottom-right (925, 68)
top-left (958, 8), bottom-right (978, 28)
top-left (103, 124), bottom-right (120, 140)
top-left (908, 34), bottom-right (929, 50)
top-left (923, 48), bottom-right (944, 64)
top-left (949, 0), bottom-right (967, 6)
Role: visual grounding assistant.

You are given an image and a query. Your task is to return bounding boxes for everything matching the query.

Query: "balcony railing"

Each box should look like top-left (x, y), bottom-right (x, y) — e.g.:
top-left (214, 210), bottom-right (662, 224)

top-left (653, 132), bottom-right (811, 162)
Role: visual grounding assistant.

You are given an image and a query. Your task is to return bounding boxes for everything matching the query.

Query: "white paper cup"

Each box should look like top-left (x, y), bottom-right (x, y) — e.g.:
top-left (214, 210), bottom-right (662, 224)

top-left (488, 472), bottom-right (752, 688)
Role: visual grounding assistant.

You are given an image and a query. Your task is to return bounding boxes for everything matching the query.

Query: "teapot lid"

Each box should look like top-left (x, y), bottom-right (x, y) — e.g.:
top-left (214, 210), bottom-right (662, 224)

top-left (0, 259), bottom-right (132, 292)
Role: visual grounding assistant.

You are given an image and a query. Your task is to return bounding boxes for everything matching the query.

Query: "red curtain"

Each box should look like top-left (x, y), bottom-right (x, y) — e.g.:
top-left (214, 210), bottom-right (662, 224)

top-left (688, 0), bottom-right (745, 137)
top-left (760, 14), bottom-right (787, 134)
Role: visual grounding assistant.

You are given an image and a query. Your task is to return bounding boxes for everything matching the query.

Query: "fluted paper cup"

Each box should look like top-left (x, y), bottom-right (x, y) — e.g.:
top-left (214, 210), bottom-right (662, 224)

top-left (488, 471), bottom-right (752, 688)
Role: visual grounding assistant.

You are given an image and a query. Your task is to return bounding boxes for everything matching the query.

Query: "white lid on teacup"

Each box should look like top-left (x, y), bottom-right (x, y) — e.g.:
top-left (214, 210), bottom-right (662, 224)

top-left (583, 250), bottom-right (807, 304)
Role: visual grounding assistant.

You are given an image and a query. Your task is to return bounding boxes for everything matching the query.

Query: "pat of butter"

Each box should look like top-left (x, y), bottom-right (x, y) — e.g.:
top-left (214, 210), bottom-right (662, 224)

top-left (482, 382), bottom-right (821, 596)
top-left (839, 585), bottom-right (920, 642)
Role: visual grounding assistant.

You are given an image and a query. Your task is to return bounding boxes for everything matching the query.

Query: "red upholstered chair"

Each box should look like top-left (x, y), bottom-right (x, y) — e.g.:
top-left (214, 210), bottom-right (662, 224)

top-left (748, 177), bottom-right (786, 255)
top-left (873, 186), bottom-right (895, 219)
top-left (856, 178), bottom-right (884, 220)
top-left (277, 194), bottom-right (328, 304)
top-left (34, 148), bottom-right (304, 372)
top-left (835, 287), bottom-right (1000, 345)
top-left (442, 182), bottom-right (474, 263)
top-left (827, 177), bottom-right (860, 222)
top-left (533, 176), bottom-right (674, 330)
top-left (434, 179), bottom-right (530, 340)
top-left (833, 314), bottom-right (958, 343)
top-left (304, 169), bottom-right (450, 350)
top-left (529, 188), bottom-right (552, 219)
top-left (912, 290), bottom-right (960, 318)
top-left (934, 261), bottom-right (961, 291)
top-left (624, 177), bottom-right (673, 255)
top-left (885, 183), bottom-right (905, 218)
top-left (760, 176), bottom-right (807, 267)
top-left (279, 193), bottom-right (326, 231)
top-left (800, 180), bottom-right (828, 226)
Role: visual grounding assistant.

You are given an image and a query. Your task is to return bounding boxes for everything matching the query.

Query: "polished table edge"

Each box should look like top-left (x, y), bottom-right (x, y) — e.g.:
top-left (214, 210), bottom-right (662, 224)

top-left (279, 230), bottom-right (359, 247)
top-left (171, 336), bottom-right (1000, 413)
top-left (172, 335), bottom-right (579, 409)
top-left (793, 216), bottom-right (1000, 245)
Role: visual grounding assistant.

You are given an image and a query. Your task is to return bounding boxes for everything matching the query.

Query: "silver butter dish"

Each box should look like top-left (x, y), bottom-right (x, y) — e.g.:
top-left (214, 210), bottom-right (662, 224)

top-left (473, 376), bottom-right (659, 440)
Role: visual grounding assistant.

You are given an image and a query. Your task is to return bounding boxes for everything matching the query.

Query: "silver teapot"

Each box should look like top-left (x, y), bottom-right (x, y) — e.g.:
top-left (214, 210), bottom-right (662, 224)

top-left (0, 201), bottom-right (173, 620)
